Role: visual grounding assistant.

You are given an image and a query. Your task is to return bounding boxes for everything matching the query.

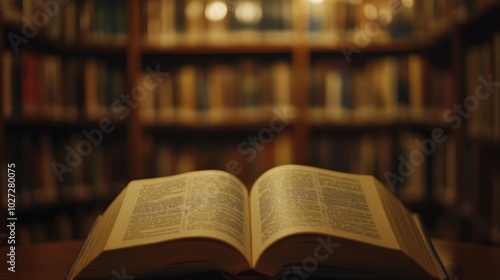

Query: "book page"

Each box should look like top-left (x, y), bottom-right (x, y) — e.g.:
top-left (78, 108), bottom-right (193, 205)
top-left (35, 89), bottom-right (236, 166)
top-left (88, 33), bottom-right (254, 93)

top-left (106, 170), bottom-right (251, 263)
top-left (250, 165), bottom-right (398, 264)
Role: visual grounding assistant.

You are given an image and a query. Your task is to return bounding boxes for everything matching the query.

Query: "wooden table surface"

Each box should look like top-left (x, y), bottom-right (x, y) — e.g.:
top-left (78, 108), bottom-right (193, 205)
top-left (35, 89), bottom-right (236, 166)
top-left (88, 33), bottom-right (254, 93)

top-left (0, 239), bottom-right (499, 279)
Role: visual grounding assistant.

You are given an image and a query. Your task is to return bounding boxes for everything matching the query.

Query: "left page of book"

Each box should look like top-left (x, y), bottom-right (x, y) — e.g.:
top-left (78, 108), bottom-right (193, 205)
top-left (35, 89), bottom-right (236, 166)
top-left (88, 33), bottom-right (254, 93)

top-left (106, 170), bottom-right (251, 262)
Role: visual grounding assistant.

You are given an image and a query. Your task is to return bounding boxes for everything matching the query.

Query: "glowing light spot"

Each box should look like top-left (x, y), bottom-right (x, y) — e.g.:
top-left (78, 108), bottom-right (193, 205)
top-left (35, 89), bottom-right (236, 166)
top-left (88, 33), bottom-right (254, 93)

top-left (235, 1), bottom-right (262, 25)
top-left (205, 1), bottom-right (228, 22)
top-left (309, 0), bottom-right (324, 5)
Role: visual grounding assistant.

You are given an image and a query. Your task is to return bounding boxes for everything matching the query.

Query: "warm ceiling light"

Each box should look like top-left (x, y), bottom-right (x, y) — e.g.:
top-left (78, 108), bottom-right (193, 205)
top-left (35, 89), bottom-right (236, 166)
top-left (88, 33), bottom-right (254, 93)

top-left (309, 0), bottom-right (324, 4)
top-left (205, 1), bottom-right (228, 22)
top-left (235, 1), bottom-right (262, 25)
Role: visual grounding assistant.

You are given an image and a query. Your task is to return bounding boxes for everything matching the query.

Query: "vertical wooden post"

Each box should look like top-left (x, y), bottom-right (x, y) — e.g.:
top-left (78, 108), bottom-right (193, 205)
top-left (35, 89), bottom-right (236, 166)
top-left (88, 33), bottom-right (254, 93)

top-left (127, 0), bottom-right (143, 180)
top-left (292, 0), bottom-right (311, 164)
top-left (0, 12), bottom-right (6, 187)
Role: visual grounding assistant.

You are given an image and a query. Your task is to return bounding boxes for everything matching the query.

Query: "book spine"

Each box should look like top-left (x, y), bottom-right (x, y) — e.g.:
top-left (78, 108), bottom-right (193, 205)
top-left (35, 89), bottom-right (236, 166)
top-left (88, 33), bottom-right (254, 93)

top-left (20, 51), bottom-right (40, 117)
top-left (65, 215), bottom-right (102, 280)
top-left (2, 51), bottom-right (13, 118)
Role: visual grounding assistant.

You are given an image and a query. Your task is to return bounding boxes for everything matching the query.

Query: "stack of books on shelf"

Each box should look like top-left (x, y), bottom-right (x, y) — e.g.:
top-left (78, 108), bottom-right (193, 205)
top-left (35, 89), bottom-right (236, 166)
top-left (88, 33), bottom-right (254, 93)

top-left (2, 51), bottom-right (126, 121)
top-left (308, 54), bottom-right (453, 123)
top-left (308, 0), bottom-right (500, 44)
top-left (139, 59), bottom-right (292, 124)
top-left (142, 0), bottom-right (292, 45)
top-left (1, 0), bottom-right (128, 44)
top-left (308, 0), bottom-right (424, 42)
top-left (459, 17), bottom-right (500, 244)
top-left (464, 32), bottom-right (500, 140)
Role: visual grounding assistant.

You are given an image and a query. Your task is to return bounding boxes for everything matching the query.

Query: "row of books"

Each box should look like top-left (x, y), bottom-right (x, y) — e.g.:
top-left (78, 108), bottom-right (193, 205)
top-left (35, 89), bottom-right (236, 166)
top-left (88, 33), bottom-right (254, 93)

top-left (2, 51), bottom-right (458, 124)
top-left (464, 32), bottom-right (500, 140)
top-left (142, 0), bottom-right (499, 44)
top-left (2, 51), bottom-right (126, 120)
top-left (143, 0), bottom-right (293, 44)
top-left (0, 51), bottom-right (458, 125)
top-left (139, 59), bottom-right (292, 123)
top-left (142, 130), bottom-right (293, 186)
top-left (1, 131), bottom-right (128, 210)
top-left (2, 0), bottom-right (495, 46)
top-left (308, 0), bottom-right (422, 41)
top-left (310, 0), bottom-right (499, 42)
top-left (1, 0), bottom-right (127, 44)
top-left (308, 54), bottom-right (453, 119)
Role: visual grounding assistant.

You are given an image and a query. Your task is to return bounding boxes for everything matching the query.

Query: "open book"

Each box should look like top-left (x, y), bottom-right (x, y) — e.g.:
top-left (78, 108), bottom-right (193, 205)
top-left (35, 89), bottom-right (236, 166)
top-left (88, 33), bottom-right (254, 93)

top-left (67, 165), bottom-right (448, 280)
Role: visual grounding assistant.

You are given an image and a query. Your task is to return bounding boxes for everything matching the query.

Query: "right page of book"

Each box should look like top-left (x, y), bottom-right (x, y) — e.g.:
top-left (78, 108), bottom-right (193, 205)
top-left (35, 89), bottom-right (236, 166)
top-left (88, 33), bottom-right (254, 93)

top-left (250, 164), bottom-right (399, 263)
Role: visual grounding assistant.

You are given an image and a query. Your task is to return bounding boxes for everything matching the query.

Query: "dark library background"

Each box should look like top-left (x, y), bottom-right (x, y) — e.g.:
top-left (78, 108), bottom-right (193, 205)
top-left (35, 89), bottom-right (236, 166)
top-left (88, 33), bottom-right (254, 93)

top-left (0, 0), bottom-right (499, 246)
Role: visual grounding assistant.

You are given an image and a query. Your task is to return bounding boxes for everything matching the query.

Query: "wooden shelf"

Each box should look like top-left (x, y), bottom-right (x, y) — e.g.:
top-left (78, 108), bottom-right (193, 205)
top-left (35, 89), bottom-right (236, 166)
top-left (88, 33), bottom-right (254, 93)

top-left (142, 41), bottom-right (294, 54)
top-left (141, 29), bottom-right (460, 56)
top-left (309, 37), bottom-right (436, 54)
top-left (307, 108), bottom-right (455, 131)
top-left (4, 117), bottom-right (127, 130)
top-left (3, 20), bottom-right (127, 55)
top-left (143, 37), bottom-right (440, 55)
top-left (143, 108), bottom-right (297, 133)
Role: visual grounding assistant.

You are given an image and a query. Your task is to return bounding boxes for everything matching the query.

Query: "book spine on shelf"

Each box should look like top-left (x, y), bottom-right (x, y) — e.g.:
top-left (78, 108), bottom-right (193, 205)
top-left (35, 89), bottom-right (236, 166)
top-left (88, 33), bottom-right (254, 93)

top-left (33, 133), bottom-right (59, 205)
top-left (432, 136), bottom-right (457, 207)
top-left (63, 0), bottom-right (78, 43)
top-left (20, 51), bottom-right (40, 117)
top-left (77, 0), bottom-right (128, 43)
top-left (2, 51), bottom-right (13, 118)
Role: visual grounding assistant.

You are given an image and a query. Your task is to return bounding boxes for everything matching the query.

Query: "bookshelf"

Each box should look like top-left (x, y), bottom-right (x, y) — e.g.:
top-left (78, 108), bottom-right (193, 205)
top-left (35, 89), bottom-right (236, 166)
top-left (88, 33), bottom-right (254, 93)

top-left (1, 0), bottom-right (499, 245)
top-left (456, 0), bottom-right (500, 244)
top-left (0, 0), bottom-right (132, 242)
